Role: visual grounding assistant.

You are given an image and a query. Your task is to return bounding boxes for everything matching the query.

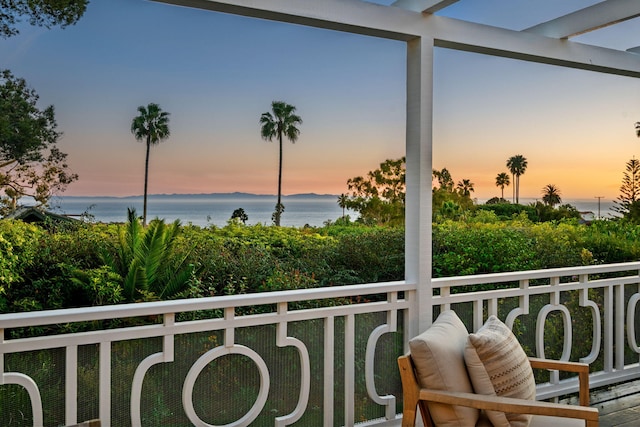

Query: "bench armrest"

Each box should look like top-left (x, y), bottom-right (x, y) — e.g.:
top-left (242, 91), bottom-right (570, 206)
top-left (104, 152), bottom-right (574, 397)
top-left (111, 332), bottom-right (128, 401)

top-left (529, 357), bottom-right (590, 406)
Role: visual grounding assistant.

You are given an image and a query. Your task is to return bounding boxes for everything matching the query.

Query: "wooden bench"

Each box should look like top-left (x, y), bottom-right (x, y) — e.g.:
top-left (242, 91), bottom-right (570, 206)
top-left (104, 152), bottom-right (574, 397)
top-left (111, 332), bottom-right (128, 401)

top-left (398, 354), bottom-right (599, 427)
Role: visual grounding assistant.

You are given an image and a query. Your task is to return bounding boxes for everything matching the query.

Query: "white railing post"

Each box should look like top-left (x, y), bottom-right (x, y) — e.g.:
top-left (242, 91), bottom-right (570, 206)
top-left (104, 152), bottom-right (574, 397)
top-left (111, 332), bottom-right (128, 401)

top-left (99, 341), bottom-right (111, 427)
top-left (323, 316), bottom-right (335, 427)
top-left (344, 313), bottom-right (355, 427)
top-left (604, 283), bottom-right (614, 373)
top-left (615, 283), bottom-right (625, 370)
top-left (65, 345), bottom-right (78, 426)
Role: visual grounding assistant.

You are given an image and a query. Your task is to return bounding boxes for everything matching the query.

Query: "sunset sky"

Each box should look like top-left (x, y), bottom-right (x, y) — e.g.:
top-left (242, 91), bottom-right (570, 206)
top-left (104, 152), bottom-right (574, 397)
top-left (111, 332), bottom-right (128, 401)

top-left (2, 0), bottom-right (640, 202)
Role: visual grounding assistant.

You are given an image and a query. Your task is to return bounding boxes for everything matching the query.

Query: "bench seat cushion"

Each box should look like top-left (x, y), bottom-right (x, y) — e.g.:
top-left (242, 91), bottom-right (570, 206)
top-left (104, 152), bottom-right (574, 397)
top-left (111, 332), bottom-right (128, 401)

top-left (409, 310), bottom-right (479, 427)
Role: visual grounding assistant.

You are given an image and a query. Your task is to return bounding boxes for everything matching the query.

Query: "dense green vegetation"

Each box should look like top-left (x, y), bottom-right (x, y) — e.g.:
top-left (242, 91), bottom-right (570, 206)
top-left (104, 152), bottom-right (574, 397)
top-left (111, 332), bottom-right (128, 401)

top-left (3, 210), bottom-right (640, 314)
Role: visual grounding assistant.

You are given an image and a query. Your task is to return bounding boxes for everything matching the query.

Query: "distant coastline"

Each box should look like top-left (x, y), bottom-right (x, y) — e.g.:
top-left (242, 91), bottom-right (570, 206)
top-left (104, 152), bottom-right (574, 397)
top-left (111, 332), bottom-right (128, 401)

top-left (50, 193), bottom-right (348, 227)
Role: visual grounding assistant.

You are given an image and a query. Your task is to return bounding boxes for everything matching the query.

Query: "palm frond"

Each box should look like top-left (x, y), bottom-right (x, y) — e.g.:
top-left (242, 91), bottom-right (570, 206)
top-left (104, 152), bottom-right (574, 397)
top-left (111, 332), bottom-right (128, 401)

top-left (123, 261), bottom-right (147, 301)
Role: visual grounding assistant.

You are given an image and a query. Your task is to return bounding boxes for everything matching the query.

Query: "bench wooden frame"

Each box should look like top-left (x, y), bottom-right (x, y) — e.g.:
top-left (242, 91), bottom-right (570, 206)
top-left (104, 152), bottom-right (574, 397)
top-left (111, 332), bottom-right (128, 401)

top-left (398, 354), bottom-right (599, 427)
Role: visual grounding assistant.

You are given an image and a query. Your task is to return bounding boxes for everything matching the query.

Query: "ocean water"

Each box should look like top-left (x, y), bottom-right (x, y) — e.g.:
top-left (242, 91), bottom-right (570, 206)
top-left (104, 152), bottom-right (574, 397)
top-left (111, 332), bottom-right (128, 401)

top-left (47, 194), bottom-right (619, 228)
top-left (49, 194), bottom-right (350, 228)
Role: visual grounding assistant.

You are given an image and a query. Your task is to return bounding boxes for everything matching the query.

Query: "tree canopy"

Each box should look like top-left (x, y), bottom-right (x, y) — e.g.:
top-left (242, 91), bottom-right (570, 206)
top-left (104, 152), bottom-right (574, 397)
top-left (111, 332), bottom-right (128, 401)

top-left (432, 167), bottom-right (475, 221)
top-left (0, 0), bottom-right (88, 38)
top-left (613, 157), bottom-right (640, 222)
top-left (344, 157), bottom-right (405, 226)
top-left (0, 69), bottom-right (78, 212)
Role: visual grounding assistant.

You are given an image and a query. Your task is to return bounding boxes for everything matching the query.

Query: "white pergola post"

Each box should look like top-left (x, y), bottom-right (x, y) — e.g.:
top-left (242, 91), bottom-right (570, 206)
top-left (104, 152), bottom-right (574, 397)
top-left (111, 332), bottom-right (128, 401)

top-left (405, 36), bottom-right (434, 336)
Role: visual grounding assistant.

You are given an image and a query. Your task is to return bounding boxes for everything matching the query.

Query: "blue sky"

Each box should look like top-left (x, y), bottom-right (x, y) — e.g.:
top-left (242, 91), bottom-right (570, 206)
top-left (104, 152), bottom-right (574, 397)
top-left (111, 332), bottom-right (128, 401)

top-left (2, 0), bottom-right (640, 201)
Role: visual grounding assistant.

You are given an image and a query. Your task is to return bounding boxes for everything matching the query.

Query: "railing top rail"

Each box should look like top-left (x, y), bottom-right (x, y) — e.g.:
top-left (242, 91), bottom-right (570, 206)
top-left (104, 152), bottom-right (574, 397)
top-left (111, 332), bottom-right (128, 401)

top-left (432, 261), bottom-right (640, 288)
top-left (0, 280), bottom-right (411, 329)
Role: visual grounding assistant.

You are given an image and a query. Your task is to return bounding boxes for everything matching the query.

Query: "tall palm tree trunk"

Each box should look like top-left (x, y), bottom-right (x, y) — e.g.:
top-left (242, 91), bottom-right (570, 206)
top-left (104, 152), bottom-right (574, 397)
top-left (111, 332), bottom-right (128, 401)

top-left (512, 174), bottom-right (515, 203)
top-left (143, 137), bottom-right (151, 226)
top-left (276, 130), bottom-right (283, 226)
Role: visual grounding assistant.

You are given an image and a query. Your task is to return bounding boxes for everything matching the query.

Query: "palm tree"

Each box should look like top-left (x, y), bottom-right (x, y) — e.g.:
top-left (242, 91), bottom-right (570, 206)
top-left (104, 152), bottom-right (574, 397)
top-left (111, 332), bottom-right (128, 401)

top-left (495, 172), bottom-right (510, 201)
top-left (101, 208), bottom-right (192, 302)
top-left (456, 179), bottom-right (474, 197)
top-left (338, 193), bottom-right (348, 218)
top-left (131, 103), bottom-right (170, 226)
top-left (260, 101), bottom-right (302, 226)
top-left (506, 154), bottom-right (528, 204)
top-left (541, 184), bottom-right (561, 207)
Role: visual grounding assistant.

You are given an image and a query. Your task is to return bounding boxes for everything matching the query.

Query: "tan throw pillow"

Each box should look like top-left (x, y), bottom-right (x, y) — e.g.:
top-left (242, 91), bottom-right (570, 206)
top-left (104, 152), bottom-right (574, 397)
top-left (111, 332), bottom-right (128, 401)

top-left (409, 310), bottom-right (479, 427)
top-left (464, 315), bottom-right (536, 427)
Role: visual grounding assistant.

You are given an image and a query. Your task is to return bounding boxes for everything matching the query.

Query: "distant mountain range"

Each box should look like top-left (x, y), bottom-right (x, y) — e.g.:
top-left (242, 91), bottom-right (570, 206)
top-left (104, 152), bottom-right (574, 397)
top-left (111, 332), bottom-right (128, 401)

top-left (61, 192), bottom-right (340, 200)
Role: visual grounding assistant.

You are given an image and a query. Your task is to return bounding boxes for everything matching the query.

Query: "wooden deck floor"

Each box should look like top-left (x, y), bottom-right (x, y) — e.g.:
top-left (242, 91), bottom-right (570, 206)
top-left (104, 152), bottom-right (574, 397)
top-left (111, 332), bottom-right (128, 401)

top-left (590, 380), bottom-right (640, 427)
top-left (597, 393), bottom-right (640, 426)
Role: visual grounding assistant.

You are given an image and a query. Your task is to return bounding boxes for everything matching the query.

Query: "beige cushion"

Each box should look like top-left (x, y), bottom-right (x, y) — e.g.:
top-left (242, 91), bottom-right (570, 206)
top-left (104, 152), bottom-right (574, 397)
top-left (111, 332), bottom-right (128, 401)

top-left (530, 415), bottom-right (587, 427)
top-left (464, 315), bottom-right (536, 427)
top-left (409, 310), bottom-right (479, 427)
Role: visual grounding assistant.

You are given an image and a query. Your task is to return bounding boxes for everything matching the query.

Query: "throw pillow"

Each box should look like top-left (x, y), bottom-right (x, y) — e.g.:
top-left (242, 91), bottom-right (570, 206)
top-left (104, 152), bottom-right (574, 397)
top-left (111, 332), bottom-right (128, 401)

top-left (464, 315), bottom-right (536, 427)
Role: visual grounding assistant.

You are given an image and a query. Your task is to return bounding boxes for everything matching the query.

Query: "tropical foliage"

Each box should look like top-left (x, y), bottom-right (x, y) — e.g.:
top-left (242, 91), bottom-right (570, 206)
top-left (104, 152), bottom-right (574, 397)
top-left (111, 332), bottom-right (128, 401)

top-left (3, 211), bottom-right (640, 316)
top-left (343, 157), bottom-right (406, 226)
top-left (131, 103), bottom-right (171, 226)
top-left (259, 101), bottom-right (302, 226)
top-left (432, 167), bottom-right (475, 221)
top-left (0, 70), bottom-right (78, 213)
top-left (100, 209), bottom-right (193, 302)
top-left (477, 201), bottom-right (580, 222)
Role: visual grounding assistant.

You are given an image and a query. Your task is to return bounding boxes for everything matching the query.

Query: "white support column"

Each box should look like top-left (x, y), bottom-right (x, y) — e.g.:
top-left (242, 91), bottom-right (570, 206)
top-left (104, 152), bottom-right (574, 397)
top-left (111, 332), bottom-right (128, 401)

top-left (405, 36), bottom-right (434, 336)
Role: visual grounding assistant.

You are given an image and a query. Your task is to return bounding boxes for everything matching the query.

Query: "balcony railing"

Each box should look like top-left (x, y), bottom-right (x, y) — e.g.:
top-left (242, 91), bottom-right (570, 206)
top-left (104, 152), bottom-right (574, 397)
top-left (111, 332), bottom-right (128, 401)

top-left (1, 261), bottom-right (640, 426)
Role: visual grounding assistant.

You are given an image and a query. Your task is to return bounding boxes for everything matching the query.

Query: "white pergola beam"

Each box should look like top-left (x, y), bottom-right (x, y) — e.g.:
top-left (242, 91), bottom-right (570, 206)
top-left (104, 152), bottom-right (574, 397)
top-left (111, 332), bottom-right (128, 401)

top-left (524, 0), bottom-right (640, 39)
top-left (155, 0), bottom-right (640, 78)
top-left (430, 14), bottom-right (640, 78)
top-left (152, 0), bottom-right (423, 41)
top-left (392, 0), bottom-right (459, 14)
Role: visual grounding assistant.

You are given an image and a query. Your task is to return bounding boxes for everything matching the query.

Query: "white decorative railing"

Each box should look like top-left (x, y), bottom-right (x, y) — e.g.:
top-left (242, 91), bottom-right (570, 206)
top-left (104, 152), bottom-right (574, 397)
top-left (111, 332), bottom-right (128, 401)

top-left (433, 261), bottom-right (640, 400)
top-left (1, 262), bottom-right (640, 426)
top-left (0, 282), bottom-right (412, 427)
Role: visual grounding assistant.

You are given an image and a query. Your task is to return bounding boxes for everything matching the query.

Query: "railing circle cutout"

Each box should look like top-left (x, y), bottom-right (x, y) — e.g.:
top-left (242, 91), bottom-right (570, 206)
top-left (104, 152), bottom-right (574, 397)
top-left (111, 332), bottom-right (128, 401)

top-left (536, 304), bottom-right (572, 361)
top-left (183, 345), bottom-right (270, 427)
top-left (627, 294), bottom-right (640, 353)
